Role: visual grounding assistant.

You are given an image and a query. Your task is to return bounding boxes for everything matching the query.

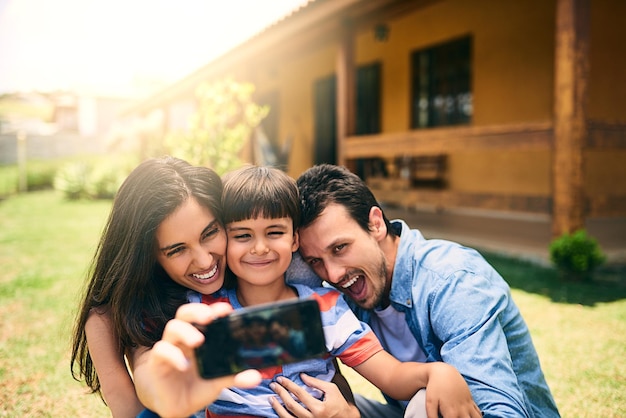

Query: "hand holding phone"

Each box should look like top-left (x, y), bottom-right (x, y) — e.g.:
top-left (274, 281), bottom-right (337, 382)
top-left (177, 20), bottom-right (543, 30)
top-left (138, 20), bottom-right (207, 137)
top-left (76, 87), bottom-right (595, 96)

top-left (194, 298), bottom-right (327, 379)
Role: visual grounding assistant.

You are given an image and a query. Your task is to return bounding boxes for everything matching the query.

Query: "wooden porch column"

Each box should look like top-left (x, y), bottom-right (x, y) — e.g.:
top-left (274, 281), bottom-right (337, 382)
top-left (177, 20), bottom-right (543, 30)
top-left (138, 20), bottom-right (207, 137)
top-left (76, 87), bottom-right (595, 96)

top-left (552, 0), bottom-right (590, 237)
top-left (336, 20), bottom-right (355, 167)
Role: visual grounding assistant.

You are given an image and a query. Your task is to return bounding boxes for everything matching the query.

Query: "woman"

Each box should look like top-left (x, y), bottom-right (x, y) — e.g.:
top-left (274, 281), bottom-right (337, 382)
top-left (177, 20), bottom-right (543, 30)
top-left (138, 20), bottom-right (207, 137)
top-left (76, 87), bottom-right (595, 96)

top-left (70, 156), bottom-right (241, 417)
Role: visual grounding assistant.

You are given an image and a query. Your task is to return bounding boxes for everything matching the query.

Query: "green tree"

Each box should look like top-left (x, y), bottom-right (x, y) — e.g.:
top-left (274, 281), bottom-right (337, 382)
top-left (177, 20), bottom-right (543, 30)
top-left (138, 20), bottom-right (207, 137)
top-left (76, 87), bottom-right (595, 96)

top-left (165, 78), bottom-right (268, 175)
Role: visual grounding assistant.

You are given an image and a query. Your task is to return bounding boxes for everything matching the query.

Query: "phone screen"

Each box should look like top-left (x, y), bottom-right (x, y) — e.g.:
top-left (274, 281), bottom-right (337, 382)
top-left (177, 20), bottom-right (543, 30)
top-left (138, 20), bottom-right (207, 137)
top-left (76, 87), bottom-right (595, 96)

top-left (195, 298), bottom-right (327, 379)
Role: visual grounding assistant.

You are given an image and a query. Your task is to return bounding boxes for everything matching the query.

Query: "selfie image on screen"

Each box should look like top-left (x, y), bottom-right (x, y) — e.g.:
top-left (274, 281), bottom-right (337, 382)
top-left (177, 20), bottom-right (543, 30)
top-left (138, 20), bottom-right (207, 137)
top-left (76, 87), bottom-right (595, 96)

top-left (195, 299), bottom-right (327, 378)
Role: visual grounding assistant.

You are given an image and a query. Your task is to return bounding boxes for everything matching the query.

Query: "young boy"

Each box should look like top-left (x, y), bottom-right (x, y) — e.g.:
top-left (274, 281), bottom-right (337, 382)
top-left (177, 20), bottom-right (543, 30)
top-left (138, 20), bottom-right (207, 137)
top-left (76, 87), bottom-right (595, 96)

top-left (199, 165), bottom-right (480, 418)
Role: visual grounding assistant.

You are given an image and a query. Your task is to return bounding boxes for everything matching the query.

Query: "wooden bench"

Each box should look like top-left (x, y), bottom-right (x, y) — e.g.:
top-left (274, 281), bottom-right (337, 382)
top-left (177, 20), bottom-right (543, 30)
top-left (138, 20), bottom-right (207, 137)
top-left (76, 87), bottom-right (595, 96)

top-left (394, 154), bottom-right (447, 188)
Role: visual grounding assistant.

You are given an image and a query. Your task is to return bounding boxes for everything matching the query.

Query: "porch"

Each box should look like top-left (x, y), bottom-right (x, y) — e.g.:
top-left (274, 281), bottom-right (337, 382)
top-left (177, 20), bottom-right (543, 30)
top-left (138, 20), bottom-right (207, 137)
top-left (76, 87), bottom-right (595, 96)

top-left (382, 204), bottom-right (626, 267)
top-left (342, 121), bottom-right (626, 232)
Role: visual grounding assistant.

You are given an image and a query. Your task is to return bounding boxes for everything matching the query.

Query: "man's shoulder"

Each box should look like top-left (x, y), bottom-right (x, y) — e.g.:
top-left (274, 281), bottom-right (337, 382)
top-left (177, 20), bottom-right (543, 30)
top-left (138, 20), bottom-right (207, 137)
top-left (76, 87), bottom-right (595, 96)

top-left (396, 222), bottom-right (490, 279)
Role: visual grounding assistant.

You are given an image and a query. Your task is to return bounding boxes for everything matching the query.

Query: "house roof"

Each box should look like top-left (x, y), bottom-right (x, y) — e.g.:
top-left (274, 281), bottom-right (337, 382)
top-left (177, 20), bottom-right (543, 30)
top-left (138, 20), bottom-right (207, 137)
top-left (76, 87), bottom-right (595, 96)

top-left (124, 0), bottom-right (432, 116)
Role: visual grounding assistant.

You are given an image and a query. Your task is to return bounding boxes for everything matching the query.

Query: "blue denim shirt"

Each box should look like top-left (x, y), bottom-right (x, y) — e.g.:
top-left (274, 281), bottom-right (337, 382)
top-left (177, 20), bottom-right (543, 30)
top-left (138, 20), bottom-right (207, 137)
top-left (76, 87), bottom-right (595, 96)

top-left (347, 220), bottom-right (560, 418)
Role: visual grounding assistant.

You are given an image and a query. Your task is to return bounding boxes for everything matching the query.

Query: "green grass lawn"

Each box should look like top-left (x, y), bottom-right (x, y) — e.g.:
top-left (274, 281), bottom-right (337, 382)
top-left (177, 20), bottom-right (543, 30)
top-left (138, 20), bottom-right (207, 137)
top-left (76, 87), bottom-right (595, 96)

top-left (1, 191), bottom-right (625, 417)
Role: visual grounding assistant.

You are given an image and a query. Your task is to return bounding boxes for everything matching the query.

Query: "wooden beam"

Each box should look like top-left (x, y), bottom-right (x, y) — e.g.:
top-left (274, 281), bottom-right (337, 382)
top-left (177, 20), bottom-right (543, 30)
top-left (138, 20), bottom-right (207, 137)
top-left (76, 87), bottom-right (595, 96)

top-left (343, 121), bottom-right (553, 158)
top-left (552, 0), bottom-right (590, 237)
top-left (336, 19), bottom-right (356, 167)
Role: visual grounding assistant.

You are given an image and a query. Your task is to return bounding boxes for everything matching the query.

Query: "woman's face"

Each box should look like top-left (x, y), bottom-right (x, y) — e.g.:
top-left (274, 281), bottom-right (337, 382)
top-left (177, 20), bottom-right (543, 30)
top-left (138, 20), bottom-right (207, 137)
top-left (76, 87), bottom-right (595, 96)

top-left (155, 198), bottom-right (227, 295)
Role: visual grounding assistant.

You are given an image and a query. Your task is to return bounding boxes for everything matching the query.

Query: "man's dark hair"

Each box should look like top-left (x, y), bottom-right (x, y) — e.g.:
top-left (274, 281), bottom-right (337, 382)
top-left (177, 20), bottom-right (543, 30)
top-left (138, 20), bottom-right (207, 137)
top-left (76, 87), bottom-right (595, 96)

top-left (297, 164), bottom-right (395, 236)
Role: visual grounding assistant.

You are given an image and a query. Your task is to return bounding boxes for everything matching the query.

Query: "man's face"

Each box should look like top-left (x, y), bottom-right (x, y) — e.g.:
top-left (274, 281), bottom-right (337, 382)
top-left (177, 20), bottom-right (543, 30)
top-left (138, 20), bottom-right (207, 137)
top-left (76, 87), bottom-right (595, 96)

top-left (298, 203), bottom-right (388, 310)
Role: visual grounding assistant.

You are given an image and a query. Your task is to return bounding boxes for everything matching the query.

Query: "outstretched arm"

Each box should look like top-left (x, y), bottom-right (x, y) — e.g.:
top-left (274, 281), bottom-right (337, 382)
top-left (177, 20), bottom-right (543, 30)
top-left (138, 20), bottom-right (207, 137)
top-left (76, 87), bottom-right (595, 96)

top-left (354, 350), bottom-right (480, 418)
top-left (131, 303), bottom-right (262, 418)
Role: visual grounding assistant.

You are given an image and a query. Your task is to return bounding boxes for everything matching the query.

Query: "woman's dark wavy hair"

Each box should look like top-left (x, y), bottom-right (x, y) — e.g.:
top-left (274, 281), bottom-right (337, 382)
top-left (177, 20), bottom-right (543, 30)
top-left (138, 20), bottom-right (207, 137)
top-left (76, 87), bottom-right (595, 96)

top-left (296, 164), bottom-right (395, 236)
top-left (70, 156), bottom-right (223, 400)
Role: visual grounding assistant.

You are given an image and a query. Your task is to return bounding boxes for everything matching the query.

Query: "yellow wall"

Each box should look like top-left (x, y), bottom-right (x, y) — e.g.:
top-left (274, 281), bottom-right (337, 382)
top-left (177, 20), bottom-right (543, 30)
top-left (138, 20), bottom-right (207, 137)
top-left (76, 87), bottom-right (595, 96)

top-left (249, 42), bottom-right (336, 177)
top-left (355, 0), bottom-right (557, 197)
top-left (449, 150), bottom-right (552, 195)
top-left (354, 0), bottom-right (556, 131)
top-left (588, 0), bottom-right (626, 122)
top-left (242, 0), bottom-right (625, 196)
top-left (585, 150), bottom-right (626, 196)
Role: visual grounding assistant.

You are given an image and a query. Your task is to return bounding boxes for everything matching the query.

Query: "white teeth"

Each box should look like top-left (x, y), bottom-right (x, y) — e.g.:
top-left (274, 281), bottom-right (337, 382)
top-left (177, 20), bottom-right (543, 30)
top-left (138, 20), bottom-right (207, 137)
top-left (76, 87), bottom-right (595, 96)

top-left (192, 265), bottom-right (218, 280)
top-left (342, 276), bottom-right (358, 289)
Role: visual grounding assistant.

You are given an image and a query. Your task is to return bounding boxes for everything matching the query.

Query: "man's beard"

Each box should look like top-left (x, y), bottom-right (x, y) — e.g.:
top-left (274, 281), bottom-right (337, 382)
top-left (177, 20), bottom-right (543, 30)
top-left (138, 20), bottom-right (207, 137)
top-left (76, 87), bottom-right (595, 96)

top-left (361, 252), bottom-right (388, 310)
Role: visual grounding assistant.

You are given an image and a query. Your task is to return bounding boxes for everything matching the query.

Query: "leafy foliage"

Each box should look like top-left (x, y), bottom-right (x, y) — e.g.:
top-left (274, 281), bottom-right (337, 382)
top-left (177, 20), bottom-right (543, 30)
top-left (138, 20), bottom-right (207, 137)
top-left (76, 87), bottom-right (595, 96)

top-left (549, 229), bottom-right (606, 280)
top-left (25, 162), bottom-right (58, 190)
top-left (53, 157), bottom-right (134, 200)
top-left (84, 161), bottom-right (129, 199)
top-left (53, 162), bottom-right (90, 200)
top-left (164, 78), bottom-right (268, 175)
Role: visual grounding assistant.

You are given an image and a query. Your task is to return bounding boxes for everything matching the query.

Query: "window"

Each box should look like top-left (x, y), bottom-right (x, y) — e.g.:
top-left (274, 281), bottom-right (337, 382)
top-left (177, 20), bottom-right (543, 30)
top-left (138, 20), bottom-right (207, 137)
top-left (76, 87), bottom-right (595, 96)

top-left (356, 62), bottom-right (381, 135)
top-left (411, 36), bottom-right (472, 128)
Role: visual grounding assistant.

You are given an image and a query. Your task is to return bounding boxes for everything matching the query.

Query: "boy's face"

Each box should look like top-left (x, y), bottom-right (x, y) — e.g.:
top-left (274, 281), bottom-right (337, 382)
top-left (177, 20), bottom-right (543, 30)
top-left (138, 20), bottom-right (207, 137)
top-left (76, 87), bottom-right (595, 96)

top-left (298, 203), bottom-right (389, 310)
top-left (155, 198), bottom-right (227, 295)
top-left (226, 216), bottom-right (299, 287)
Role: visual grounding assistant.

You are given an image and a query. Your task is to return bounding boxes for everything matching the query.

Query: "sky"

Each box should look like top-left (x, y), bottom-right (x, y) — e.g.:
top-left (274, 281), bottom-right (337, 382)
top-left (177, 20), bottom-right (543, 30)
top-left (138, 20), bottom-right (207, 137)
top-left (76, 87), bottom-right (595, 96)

top-left (0, 0), bottom-right (308, 96)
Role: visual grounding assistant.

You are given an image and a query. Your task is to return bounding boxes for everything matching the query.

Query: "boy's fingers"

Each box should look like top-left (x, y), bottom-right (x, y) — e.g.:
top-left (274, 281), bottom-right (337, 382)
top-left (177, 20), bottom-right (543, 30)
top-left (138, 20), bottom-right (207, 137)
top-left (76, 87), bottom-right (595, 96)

top-left (276, 375), bottom-right (322, 403)
top-left (299, 373), bottom-right (332, 391)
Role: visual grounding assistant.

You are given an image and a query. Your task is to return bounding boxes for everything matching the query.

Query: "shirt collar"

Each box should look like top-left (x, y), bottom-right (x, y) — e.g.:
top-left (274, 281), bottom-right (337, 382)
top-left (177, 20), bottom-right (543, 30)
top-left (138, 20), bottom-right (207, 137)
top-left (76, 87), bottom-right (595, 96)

top-left (389, 219), bottom-right (423, 309)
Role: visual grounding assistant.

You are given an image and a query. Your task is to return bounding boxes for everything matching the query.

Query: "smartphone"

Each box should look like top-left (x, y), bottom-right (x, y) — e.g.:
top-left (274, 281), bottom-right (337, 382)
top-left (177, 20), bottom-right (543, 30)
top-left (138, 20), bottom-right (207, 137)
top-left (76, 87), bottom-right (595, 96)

top-left (194, 298), bottom-right (327, 379)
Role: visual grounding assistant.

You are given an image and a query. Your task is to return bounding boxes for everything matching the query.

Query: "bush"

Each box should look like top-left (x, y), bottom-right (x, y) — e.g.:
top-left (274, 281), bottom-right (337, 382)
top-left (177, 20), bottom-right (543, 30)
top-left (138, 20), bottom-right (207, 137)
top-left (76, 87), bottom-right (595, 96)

top-left (53, 157), bottom-right (135, 200)
top-left (549, 229), bottom-right (606, 281)
top-left (53, 162), bottom-right (90, 200)
top-left (84, 161), bottom-right (128, 199)
top-left (0, 165), bottom-right (18, 197)
top-left (0, 160), bottom-right (60, 196)
top-left (26, 162), bottom-right (58, 190)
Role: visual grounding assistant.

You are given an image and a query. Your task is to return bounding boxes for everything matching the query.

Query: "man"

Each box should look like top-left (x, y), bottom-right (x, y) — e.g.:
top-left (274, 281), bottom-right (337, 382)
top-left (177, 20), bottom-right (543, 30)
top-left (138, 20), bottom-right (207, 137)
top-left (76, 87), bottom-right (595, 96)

top-left (295, 164), bottom-right (560, 418)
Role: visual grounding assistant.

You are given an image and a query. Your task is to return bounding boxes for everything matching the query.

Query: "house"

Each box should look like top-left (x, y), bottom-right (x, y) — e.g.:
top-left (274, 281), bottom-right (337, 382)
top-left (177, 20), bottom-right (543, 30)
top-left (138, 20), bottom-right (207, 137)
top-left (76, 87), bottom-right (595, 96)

top-left (124, 0), bottom-right (626, 239)
top-left (0, 91), bottom-right (135, 164)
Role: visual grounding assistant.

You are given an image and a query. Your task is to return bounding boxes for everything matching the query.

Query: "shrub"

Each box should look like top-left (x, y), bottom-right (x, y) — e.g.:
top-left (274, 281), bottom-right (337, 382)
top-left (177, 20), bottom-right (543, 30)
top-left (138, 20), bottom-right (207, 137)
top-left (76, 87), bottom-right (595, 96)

top-left (0, 160), bottom-right (60, 196)
top-left (53, 162), bottom-right (90, 200)
top-left (84, 161), bottom-right (128, 199)
top-left (54, 157), bottom-right (134, 200)
top-left (26, 162), bottom-right (58, 190)
top-left (549, 229), bottom-right (606, 281)
top-left (0, 165), bottom-right (18, 197)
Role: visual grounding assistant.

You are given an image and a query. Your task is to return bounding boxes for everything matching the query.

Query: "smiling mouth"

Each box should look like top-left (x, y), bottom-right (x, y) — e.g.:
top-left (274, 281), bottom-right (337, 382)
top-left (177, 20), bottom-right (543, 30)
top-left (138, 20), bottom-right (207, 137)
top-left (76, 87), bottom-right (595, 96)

top-left (342, 275), bottom-right (358, 289)
top-left (340, 273), bottom-right (366, 297)
top-left (192, 264), bottom-right (218, 280)
top-left (246, 259), bottom-right (275, 267)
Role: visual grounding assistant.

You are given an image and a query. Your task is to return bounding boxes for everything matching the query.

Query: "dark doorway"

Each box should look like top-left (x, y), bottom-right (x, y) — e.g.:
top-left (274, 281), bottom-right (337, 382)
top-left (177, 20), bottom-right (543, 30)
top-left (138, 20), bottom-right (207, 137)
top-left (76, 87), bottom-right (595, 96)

top-left (313, 75), bottom-right (336, 165)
